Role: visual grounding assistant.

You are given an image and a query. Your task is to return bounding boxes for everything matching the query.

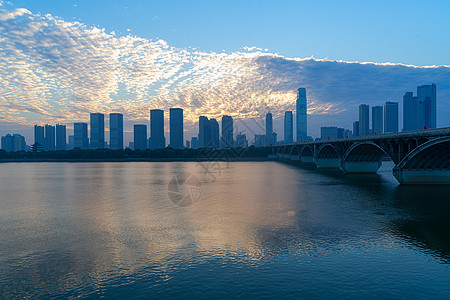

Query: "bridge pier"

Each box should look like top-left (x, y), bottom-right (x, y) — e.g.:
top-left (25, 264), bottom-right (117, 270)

top-left (341, 161), bottom-right (382, 174)
top-left (393, 167), bottom-right (450, 185)
top-left (300, 156), bottom-right (315, 166)
top-left (289, 155), bottom-right (301, 162)
top-left (315, 158), bottom-right (341, 169)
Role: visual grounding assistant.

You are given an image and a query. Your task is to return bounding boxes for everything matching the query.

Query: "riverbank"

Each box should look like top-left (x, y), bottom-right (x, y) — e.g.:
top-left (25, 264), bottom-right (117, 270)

top-left (0, 157), bottom-right (273, 163)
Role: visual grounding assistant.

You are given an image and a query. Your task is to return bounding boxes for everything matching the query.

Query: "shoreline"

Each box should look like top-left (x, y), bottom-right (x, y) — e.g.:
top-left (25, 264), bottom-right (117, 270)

top-left (0, 157), bottom-right (273, 163)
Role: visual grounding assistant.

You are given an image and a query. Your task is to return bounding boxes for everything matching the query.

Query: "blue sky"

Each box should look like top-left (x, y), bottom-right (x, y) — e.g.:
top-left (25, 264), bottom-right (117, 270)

top-left (1, 0), bottom-right (450, 144)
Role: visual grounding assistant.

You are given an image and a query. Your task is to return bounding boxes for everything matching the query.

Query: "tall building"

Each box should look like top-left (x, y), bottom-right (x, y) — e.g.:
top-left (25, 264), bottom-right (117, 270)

top-left (221, 115), bottom-right (234, 148)
top-left (110, 113), bottom-right (123, 150)
top-left (284, 111), bottom-right (293, 143)
top-left (210, 118), bottom-right (220, 148)
top-left (44, 124), bottom-right (55, 151)
top-left (372, 106), bottom-right (383, 135)
top-left (321, 127), bottom-right (338, 140)
top-left (403, 92), bottom-right (418, 131)
top-left (417, 84), bottom-right (436, 129)
top-left (169, 108), bottom-right (183, 148)
top-left (359, 104), bottom-right (370, 136)
top-left (353, 121), bottom-right (360, 137)
top-left (74, 123), bottom-right (89, 149)
top-left (296, 88), bottom-right (307, 142)
top-left (236, 133), bottom-right (248, 148)
top-left (90, 113), bottom-right (105, 149)
top-left (55, 124), bottom-right (66, 150)
top-left (191, 137), bottom-right (198, 149)
top-left (149, 109), bottom-right (165, 149)
top-left (198, 116), bottom-right (211, 148)
top-left (384, 102), bottom-right (399, 133)
top-left (266, 112), bottom-right (273, 145)
top-left (134, 124), bottom-right (147, 150)
top-left (34, 125), bottom-right (44, 146)
top-left (1, 134), bottom-right (25, 152)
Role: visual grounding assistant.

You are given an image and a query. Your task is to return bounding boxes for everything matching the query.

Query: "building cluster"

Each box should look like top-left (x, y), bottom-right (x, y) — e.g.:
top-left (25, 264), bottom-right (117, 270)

top-left (0, 84), bottom-right (438, 152)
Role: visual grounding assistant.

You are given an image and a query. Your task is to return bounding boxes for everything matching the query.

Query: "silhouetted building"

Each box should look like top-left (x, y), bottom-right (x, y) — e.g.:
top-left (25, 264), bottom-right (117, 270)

top-left (272, 132), bottom-right (277, 145)
top-left (266, 112), bottom-right (273, 145)
top-left (34, 125), bottom-right (44, 147)
top-left (90, 113), bottom-right (105, 149)
top-left (321, 127), bottom-right (338, 140)
top-left (403, 91), bottom-right (418, 131)
top-left (210, 118), bottom-right (219, 148)
top-left (353, 121), bottom-right (360, 137)
top-left (186, 140), bottom-right (190, 149)
top-left (384, 102), bottom-right (398, 133)
top-left (44, 124), bottom-right (55, 151)
top-left (134, 124), bottom-right (147, 150)
top-left (1, 134), bottom-right (25, 152)
top-left (284, 111), bottom-right (293, 143)
top-left (191, 137), bottom-right (198, 149)
top-left (344, 129), bottom-right (352, 138)
top-left (254, 134), bottom-right (266, 147)
top-left (150, 109), bottom-right (165, 149)
top-left (68, 135), bottom-right (74, 150)
top-left (359, 104), bottom-right (369, 136)
top-left (110, 113), bottom-right (123, 150)
top-left (74, 123), bottom-right (89, 149)
top-left (297, 88), bottom-right (307, 142)
top-left (55, 124), bottom-right (66, 150)
top-left (198, 116), bottom-right (211, 148)
top-left (236, 133), bottom-right (248, 148)
top-left (169, 108), bottom-right (183, 148)
top-left (418, 84), bottom-right (436, 129)
top-left (372, 106), bottom-right (383, 135)
top-left (221, 115), bottom-right (234, 148)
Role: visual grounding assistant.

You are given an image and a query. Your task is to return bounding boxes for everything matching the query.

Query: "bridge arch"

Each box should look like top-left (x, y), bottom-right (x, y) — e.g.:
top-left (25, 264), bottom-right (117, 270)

top-left (341, 142), bottom-right (388, 173)
top-left (397, 137), bottom-right (450, 170)
top-left (316, 144), bottom-right (340, 159)
top-left (301, 145), bottom-right (313, 157)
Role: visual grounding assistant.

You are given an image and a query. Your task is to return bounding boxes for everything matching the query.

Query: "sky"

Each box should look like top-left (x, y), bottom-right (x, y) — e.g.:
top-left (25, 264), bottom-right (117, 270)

top-left (1, 0), bottom-right (450, 145)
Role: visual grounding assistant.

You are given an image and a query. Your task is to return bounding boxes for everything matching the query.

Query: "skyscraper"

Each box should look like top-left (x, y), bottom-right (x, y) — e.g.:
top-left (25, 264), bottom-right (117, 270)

top-left (149, 109), bottom-right (165, 149)
top-left (44, 124), bottom-right (55, 151)
top-left (74, 123), bottom-right (89, 149)
top-left (169, 108), bottom-right (183, 148)
top-left (266, 112), bottom-right (273, 145)
top-left (110, 113), bottom-right (123, 150)
top-left (55, 124), bottom-right (66, 150)
top-left (403, 92), bottom-right (418, 131)
top-left (134, 124), bottom-right (147, 150)
top-left (198, 116), bottom-right (211, 148)
top-left (353, 121), bottom-right (360, 137)
top-left (1, 134), bottom-right (25, 152)
top-left (221, 115), bottom-right (234, 148)
top-left (284, 111), bottom-right (293, 143)
top-left (210, 118), bottom-right (220, 148)
top-left (384, 102), bottom-right (398, 133)
top-left (417, 84), bottom-right (436, 129)
top-left (296, 88), bottom-right (307, 142)
top-left (372, 106), bottom-right (383, 135)
top-left (90, 113), bottom-right (105, 149)
top-left (359, 104), bottom-right (369, 136)
top-left (34, 125), bottom-right (44, 146)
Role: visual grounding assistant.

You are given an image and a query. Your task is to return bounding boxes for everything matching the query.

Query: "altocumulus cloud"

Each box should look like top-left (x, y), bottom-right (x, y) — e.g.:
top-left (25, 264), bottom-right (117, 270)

top-left (1, 3), bottom-right (450, 138)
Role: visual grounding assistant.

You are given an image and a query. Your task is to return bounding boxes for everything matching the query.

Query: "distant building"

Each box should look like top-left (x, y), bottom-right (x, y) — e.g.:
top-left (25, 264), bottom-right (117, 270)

top-left (34, 125), bottom-right (44, 147)
top-left (418, 84), bottom-right (436, 129)
top-left (359, 104), bottom-right (370, 136)
top-left (403, 91), bottom-right (417, 131)
top-left (210, 118), bottom-right (220, 148)
top-left (372, 106), bottom-right (383, 135)
top-left (284, 111), bottom-right (293, 143)
top-left (344, 129), bottom-right (352, 138)
top-left (68, 135), bottom-right (74, 150)
top-left (198, 116), bottom-right (211, 148)
top-left (384, 102), bottom-right (399, 133)
top-left (1, 134), bottom-right (26, 152)
top-left (90, 113), bottom-right (105, 149)
top-left (149, 109), bottom-right (165, 149)
top-left (236, 133), bottom-right (248, 148)
top-left (272, 132), bottom-right (277, 145)
top-left (254, 134), bottom-right (267, 147)
top-left (186, 140), bottom-right (190, 149)
top-left (128, 142), bottom-right (134, 150)
top-left (191, 137), bottom-right (198, 149)
top-left (74, 123), bottom-right (89, 149)
top-left (296, 88), bottom-right (307, 142)
top-left (110, 113), bottom-right (123, 150)
top-left (337, 127), bottom-right (345, 139)
top-left (56, 124), bottom-right (66, 150)
top-left (321, 127), bottom-right (338, 140)
top-left (44, 124), bottom-right (55, 151)
top-left (353, 121), bottom-right (360, 137)
top-left (169, 108), bottom-right (183, 148)
top-left (134, 124), bottom-right (147, 150)
top-left (266, 112), bottom-right (273, 145)
top-left (221, 115), bottom-right (234, 148)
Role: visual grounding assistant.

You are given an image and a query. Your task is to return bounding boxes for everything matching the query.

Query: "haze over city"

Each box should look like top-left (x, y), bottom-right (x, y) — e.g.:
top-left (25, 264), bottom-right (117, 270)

top-left (1, 0), bottom-right (450, 145)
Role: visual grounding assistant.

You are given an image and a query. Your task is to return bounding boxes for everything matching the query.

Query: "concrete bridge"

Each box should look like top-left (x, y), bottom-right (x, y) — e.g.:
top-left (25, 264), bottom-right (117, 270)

top-left (274, 127), bottom-right (450, 184)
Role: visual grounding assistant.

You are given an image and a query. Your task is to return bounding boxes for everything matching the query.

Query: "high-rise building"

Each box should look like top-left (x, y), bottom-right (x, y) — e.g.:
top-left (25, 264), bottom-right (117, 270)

top-left (44, 124), bottom-right (55, 151)
top-left (254, 134), bottom-right (267, 147)
top-left (90, 113), bottom-right (105, 149)
top-left (68, 135), bottom-right (74, 150)
top-left (198, 116), bottom-right (211, 148)
top-left (284, 111), bottom-right (293, 143)
top-left (134, 124), bottom-right (147, 150)
top-left (34, 125), bottom-right (44, 146)
top-left (236, 133), bottom-right (248, 148)
top-left (417, 84), bottom-right (436, 129)
top-left (186, 140), bottom-right (190, 149)
top-left (384, 102), bottom-right (398, 133)
top-left (74, 123), bottom-right (89, 149)
top-left (359, 104), bottom-right (370, 136)
top-left (169, 108), bottom-right (183, 148)
top-left (210, 118), bottom-right (219, 148)
top-left (266, 112), bottom-right (273, 145)
top-left (110, 113), bottom-right (123, 150)
top-left (353, 121), bottom-right (360, 137)
top-left (149, 109), bottom-right (165, 149)
top-left (372, 106), bottom-right (383, 135)
top-left (1, 134), bottom-right (26, 152)
top-left (296, 88), bottom-right (307, 142)
top-left (403, 92), bottom-right (418, 131)
top-left (191, 137), bottom-right (198, 149)
top-left (55, 124), bottom-right (66, 150)
top-left (221, 115), bottom-right (234, 148)
top-left (321, 127), bottom-right (338, 140)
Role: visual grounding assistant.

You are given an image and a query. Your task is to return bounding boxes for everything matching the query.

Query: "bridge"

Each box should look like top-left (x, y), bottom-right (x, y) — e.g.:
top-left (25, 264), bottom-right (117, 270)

top-left (273, 127), bottom-right (450, 184)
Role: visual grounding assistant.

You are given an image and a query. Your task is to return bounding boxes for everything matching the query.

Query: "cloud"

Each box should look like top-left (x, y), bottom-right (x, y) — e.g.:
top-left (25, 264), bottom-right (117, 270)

top-left (0, 3), bottom-right (449, 141)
